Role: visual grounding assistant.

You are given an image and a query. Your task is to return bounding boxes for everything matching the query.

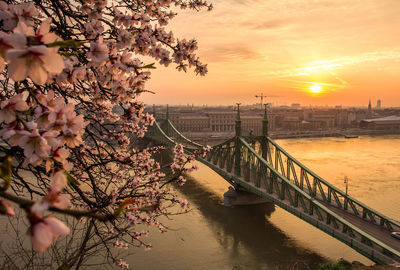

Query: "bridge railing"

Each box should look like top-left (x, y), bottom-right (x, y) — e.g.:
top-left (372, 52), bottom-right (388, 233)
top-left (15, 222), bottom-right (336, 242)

top-left (204, 138), bottom-right (236, 175)
top-left (235, 137), bottom-right (400, 264)
top-left (159, 119), bottom-right (204, 149)
top-left (145, 121), bottom-right (177, 147)
top-left (249, 135), bottom-right (400, 233)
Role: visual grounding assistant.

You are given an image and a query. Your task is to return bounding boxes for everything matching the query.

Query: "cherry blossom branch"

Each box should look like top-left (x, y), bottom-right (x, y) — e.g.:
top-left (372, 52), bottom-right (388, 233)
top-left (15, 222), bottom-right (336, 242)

top-left (0, 189), bottom-right (114, 221)
top-left (0, 0), bottom-right (210, 266)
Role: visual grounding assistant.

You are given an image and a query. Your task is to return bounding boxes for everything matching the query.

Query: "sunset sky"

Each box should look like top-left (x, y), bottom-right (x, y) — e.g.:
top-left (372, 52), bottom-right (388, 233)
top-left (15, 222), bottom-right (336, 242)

top-left (143, 0), bottom-right (400, 107)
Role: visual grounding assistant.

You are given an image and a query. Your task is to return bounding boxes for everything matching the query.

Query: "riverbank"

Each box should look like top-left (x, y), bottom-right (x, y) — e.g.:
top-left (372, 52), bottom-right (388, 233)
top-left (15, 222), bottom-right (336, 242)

top-left (319, 259), bottom-right (398, 270)
top-left (182, 129), bottom-right (400, 142)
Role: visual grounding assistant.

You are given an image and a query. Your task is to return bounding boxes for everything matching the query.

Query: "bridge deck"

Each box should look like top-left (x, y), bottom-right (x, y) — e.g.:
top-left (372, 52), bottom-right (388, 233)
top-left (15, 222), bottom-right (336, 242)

top-left (320, 200), bottom-right (400, 252)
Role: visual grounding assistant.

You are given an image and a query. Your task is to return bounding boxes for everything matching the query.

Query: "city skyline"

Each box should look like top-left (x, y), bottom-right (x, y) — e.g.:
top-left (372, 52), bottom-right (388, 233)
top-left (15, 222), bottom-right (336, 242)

top-left (148, 99), bottom-right (387, 109)
top-left (142, 0), bottom-right (400, 107)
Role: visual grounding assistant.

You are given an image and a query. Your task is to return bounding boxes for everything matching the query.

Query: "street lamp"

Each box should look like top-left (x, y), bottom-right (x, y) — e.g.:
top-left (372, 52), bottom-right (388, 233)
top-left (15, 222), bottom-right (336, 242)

top-left (344, 176), bottom-right (349, 195)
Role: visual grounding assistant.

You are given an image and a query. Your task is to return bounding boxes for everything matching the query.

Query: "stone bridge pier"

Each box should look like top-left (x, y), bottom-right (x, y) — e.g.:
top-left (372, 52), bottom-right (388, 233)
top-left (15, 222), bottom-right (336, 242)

top-left (224, 186), bottom-right (269, 206)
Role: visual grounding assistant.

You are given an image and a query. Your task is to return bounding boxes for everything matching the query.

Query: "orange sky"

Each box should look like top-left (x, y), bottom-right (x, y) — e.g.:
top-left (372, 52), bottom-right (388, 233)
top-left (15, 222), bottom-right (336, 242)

top-left (142, 0), bottom-right (400, 107)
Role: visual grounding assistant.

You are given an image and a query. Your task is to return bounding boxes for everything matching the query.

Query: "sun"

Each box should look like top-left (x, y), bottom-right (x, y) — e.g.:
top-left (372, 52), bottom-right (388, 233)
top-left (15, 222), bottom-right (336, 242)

top-left (309, 84), bottom-right (322, 94)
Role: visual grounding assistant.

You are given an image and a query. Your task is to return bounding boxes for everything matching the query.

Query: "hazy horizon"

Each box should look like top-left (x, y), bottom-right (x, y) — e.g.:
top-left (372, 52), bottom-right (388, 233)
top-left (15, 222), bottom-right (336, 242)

top-left (147, 101), bottom-right (392, 109)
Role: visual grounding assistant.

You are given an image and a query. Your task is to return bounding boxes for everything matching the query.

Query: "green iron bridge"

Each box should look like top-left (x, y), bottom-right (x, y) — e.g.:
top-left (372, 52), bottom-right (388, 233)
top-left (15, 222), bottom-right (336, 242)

top-left (145, 104), bottom-right (400, 266)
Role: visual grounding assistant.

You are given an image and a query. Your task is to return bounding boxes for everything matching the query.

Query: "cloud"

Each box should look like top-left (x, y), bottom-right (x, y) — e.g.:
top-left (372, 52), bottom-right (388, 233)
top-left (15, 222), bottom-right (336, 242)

top-left (249, 19), bottom-right (287, 30)
top-left (277, 78), bottom-right (346, 93)
top-left (204, 45), bottom-right (261, 62)
top-left (263, 49), bottom-right (400, 78)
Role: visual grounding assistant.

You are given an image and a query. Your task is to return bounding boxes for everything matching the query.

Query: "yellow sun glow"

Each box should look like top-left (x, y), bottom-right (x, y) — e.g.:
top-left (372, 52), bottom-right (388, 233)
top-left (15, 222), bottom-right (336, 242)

top-left (310, 84), bottom-right (322, 93)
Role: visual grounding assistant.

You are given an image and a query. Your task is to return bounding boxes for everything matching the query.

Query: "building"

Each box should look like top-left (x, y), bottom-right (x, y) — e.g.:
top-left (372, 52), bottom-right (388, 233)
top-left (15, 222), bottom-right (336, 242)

top-left (360, 115), bottom-right (400, 130)
top-left (377, 100), bottom-right (382, 109)
top-left (282, 116), bottom-right (301, 130)
top-left (241, 114), bottom-right (263, 134)
top-left (367, 99), bottom-right (372, 118)
top-left (208, 112), bottom-right (235, 132)
top-left (175, 115), bottom-right (209, 132)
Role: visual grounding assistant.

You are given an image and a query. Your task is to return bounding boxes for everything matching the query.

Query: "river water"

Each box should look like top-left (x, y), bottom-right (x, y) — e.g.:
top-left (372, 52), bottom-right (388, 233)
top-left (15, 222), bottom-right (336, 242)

top-left (129, 135), bottom-right (400, 269)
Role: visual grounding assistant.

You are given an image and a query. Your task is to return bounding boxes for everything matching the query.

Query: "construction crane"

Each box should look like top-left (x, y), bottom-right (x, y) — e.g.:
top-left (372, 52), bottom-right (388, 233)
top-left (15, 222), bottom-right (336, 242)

top-left (255, 93), bottom-right (280, 109)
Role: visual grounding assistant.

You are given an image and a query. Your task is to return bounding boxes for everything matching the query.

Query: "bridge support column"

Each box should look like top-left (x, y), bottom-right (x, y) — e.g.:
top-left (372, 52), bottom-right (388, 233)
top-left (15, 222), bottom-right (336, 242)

top-left (234, 103), bottom-right (242, 177)
top-left (261, 103), bottom-right (269, 160)
top-left (165, 104), bottom-right (170, 136)
top-left (224, 186), bottom-right (268, 206)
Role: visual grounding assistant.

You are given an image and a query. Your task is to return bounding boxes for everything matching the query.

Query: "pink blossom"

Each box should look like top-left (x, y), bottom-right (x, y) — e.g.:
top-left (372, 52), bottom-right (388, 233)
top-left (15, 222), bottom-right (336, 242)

top-left (51, 194), bottom-right (71, 209)
top-left (87, 37), bottom-right (109, 64)
top-left (10, 2), bottom-right (38, 27)
top-left (0, 3), bottom-right (18, 31)
top-left (32, 193), bottom-right (71, 215)
top-left (0, 3), bottom-right (38, 31)
top-left (13, 21), bottom-right (34, 36)
top-left (83, 20), bottom-right (104, 39)
top-left (30, 216), bottom-right (70, 252)
top-left (179, 199), bottom-right (188, 209)
top-left (31, 200), bottom-right (50, 215)
top-left (50, 170), bottom-right (68, 193)
top-left (72, 66), bottom-right (87, 81)
top-left (0, 32), bottom-right (16, 72)
top-left (0, 92), bottom-right (29, 123)
top-left (35, 19), bottom-right (61, 44)
top-left (48, 103), bottom-right (74, 128)
top-left (0, 199), bottom-right (15, 217)
top-left (37, 90), bottom-right (65, 110)
top-left (52, 147), bottom-right (70, 166)
top-left (18, 126), bottom-right (59, 166)
top-left (176, 176), bottom-right (186, 186)
top-left (6, 45), bottom-right (65, 84)
top-left (32, 170), bottom-right (71, 214)
top-left (118, 259), bottom-right (129, 269)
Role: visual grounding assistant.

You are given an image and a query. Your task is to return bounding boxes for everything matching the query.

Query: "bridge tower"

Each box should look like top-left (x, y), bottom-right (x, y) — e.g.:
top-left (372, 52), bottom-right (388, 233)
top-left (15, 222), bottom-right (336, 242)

top-left (234, 103), bottom-right (242, 176)
top-left (261, 103), bottom-right (269, 160)
top-left (165, 104), bottom-right (170, 136)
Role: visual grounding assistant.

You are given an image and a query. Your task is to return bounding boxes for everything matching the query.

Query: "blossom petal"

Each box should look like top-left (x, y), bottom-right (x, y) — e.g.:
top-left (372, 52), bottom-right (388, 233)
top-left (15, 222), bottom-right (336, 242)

top-left (28, 61), bottom-right (48, 84)
top-left (7, 33), bottom-right (27, 49)
top-left (0, 57), bottom-right (4, 72)
top-left (45, 216), bottom-right (70, 237)
top-left (7, 56), bottom-right (27, 81)
top-left (42, 33), bottom-right (59, 44)
top-left (51, 170), bottom-right (67, 192)
top-left (38, 19), bottom-right (50, 36)
top-left (42, 51), bottom-right (65, 74)
top-left (31, 222), bottom-right (53, 252)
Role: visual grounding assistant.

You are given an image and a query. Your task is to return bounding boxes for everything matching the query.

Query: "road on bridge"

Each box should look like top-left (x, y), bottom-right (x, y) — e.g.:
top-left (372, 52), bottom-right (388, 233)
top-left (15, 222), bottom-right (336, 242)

top-left (319, 199), bottom-right (400, 252)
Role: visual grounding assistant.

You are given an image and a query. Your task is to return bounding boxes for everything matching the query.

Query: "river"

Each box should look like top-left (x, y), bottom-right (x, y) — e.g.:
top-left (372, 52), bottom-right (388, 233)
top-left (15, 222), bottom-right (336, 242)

top-left (128, 135), bottom-right (400, 269)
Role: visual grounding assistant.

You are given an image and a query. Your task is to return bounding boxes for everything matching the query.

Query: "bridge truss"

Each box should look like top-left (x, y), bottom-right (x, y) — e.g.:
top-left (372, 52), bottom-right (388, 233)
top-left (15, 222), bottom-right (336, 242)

top-left (145, 105), bottom-right (400, 266)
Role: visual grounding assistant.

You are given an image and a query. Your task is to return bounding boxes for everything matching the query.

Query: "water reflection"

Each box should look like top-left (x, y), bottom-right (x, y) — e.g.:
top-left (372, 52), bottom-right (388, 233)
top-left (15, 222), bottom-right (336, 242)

top-left (178, 175), bottom-right (327, 269)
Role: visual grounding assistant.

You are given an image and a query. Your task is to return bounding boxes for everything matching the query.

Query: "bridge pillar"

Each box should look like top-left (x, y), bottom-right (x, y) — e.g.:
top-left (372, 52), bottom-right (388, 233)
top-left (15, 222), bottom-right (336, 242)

top-left (262, 103), bottom-right (268, 136)
top-left (234, 103), bottom-right (242, 176)
top-left (235, 103), bottom-right (241, 137)
top-left (165, 104), bottom-right (170, 136)
top-left (224, 186), bottom-right (269, 206)
top-left (261, 103), bottom-right (269, 160)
